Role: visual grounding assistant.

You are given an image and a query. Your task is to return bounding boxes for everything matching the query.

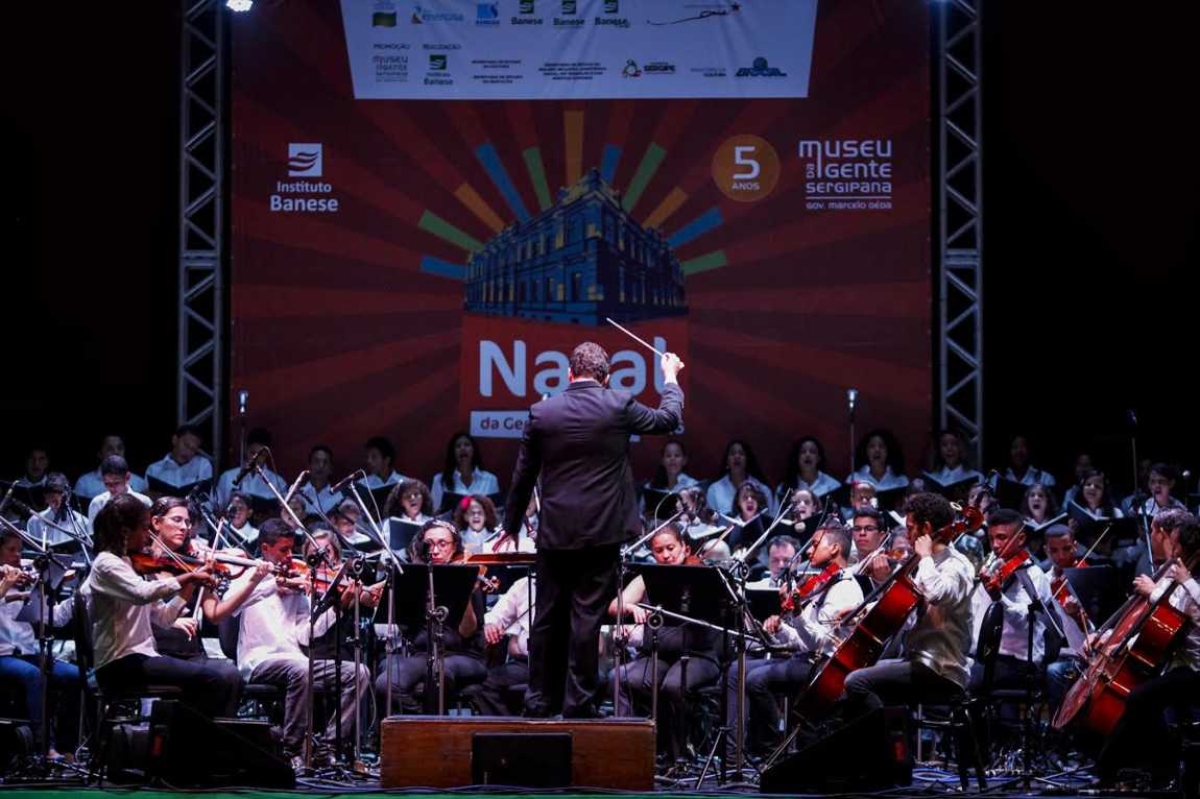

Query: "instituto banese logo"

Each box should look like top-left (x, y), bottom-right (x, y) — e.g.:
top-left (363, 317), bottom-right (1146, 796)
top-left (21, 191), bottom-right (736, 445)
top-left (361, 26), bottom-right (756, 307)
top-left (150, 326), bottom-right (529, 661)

top-left (273, 143), bottom-right (338, 213)
top-left (287, 143), bottom-right (322, 177)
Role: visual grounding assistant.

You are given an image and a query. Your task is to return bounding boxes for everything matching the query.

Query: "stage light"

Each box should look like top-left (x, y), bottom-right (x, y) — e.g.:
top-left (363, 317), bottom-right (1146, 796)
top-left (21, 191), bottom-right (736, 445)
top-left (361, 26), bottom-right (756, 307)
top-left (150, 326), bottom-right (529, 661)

top-left (226, 0), bottom-right (253, 11)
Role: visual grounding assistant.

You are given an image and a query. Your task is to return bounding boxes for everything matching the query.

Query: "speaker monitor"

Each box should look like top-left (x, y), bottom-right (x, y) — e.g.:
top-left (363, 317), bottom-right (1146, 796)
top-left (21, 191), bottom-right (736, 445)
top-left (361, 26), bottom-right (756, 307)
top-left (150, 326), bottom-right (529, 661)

top-left (759, 707), bottom-right (912, 793)
top-left (472, 732), bottom-right (572, 787)
top-left (147, 700), bottom-right (295, 788)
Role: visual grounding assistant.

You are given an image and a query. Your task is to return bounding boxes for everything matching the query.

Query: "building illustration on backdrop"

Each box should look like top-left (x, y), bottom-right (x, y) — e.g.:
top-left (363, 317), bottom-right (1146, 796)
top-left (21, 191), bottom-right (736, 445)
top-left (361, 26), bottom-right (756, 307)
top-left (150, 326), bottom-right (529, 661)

top-left (464, 168), bottom-right (687, 326)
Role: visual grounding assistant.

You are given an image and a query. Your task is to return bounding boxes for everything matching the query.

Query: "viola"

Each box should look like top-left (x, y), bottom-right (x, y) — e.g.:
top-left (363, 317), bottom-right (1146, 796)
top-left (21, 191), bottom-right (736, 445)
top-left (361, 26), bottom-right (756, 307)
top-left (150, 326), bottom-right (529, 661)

top-left (1052, 555), bottom-right (1196, 736)
top-left (801, 504), bottom-right (985, 714)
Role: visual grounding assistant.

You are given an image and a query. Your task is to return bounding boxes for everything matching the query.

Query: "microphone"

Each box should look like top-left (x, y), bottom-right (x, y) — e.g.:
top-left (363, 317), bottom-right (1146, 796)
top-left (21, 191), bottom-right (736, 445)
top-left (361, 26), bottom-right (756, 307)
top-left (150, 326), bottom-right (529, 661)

top-left (847, 388), bottom-right (859, 416)
top-left (282, 470), bottom-right (310, 507)
top-left (237, 389), bottom-right (250, 416)
top-left (232, 447), bottom-right (269, 488)
top-left (330, 469), bottom-right (366, 494)
top-left (1126, 409), bottom-right (1138, 428)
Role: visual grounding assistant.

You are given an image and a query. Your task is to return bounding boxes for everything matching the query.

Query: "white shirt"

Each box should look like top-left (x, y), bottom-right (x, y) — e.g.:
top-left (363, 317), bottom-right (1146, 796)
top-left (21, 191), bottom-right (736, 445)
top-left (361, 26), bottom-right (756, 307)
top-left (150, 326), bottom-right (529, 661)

top-left (75, 469), bottom-right (147, 501)
top-left (461, 528), bottom-right (536, 557)
top-left (902, 546), bottom-right (975, 687)
top-left (214, 466), bottom-right (288, 509)
top-left (706, 474), bottom-right (776, 517)
top-left (969, 558), bottom-right (1053, 664)
top-left (360, 471), bottom-right (406, 491)
top-left (225, 521), bottom-right (259, 549)
top-left (83, 552), bottom-right (186, 669)
top-left (1148, 575), bottom-right (1200, 672)
top-left (430, 469), bottom-right (501, 512)
top-left (1, 582), bottom-right (74, 656)
top-left (27, 507), bottom-right (91, 548)
top-left (777, 471), bottom-right (842, 502)
top-left (485, 576), bottom-right (535, 658)
top-left (88, 489), bottom-right (152, 524)
top-left (145, 454), bottom-right (213, 491)
top-left (232, 573), bottom-right (337, 676)
top-left (845, 466), bottom-right (910, 492)
top-left (301, 483), bottom-right (344, 516)
top-left (989, 467), bottom-right (1056, 489)
top-left (773, 571), bottom-right (863, 656)
top-left (925, 465), bottom-right (984, 488)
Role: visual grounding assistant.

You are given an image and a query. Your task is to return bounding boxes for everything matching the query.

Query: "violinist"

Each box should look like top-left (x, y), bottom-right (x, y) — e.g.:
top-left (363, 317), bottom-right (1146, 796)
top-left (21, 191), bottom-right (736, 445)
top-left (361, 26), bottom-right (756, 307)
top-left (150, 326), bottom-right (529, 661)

top-left (1043, 524), bottom-right (1090, 711)
top-left (1094, 515), bottom-right (1200, 789)
top-left (726, 522), bottom-right (862, 755)
top-left (145, 497), bottom-right (268, 704)
top-left (841, 493), bottom-right (974, 712)
top-left (82, 494), bottom-right (234, 719)
top-left (848, 508), bottom-right (894, 589)
top-left (0, 528), bottom-right (80, 760)
top-left (300, 526), bottom-right (382, 662)
top-left (228, 519), bottom-right (371, 768)
top-left (374, 520), bottom-right (485, 715)
top-left (608, 524), bottom-right (718, 763)
top-left (967, 508), bottom-right (1054, 692)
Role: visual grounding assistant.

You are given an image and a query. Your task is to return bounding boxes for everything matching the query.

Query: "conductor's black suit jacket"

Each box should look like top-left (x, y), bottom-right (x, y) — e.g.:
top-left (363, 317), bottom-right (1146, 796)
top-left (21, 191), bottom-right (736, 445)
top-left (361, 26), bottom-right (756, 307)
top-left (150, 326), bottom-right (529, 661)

top-left (503, 380), bottom-right (684, 550)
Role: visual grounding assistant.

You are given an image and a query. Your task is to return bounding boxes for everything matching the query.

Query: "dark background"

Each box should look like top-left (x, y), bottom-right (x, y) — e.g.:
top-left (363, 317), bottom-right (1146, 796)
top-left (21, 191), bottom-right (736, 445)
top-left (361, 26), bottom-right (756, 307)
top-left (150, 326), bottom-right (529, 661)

top-left (4, 1), bottom-right (1196, 495)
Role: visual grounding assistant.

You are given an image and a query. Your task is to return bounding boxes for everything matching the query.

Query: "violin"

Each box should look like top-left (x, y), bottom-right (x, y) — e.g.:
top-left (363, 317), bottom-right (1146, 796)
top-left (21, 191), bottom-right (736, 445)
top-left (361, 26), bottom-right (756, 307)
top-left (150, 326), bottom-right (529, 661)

top-left (781, 563), bottom-right (840, 614)
top-left (978, 549), bottom-right (1031, 597)
top-left (130, 551), bottom-right (233, 578)
top-left (802, 504), bottom-right (985, 714)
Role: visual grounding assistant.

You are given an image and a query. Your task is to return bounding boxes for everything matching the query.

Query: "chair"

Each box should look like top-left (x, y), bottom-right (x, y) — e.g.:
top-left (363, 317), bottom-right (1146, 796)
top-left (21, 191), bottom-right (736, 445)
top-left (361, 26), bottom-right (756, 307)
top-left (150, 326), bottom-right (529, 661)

top-left (910, 693), bottom-right (989, 791)
top-left (216, 616), bottom-right (285, 719)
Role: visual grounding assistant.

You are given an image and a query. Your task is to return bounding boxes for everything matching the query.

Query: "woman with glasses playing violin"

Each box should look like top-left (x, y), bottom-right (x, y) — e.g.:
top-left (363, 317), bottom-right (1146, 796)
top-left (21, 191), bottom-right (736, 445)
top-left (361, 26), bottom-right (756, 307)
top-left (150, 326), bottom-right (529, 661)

top-left (143, 497), bottom-right (271, 697)
top-left (374, 520), bottom-right (486, 715)
top-left (82, 494), bottom-right (237, 718)
top-left (1, 527), bottom-right (81, 760)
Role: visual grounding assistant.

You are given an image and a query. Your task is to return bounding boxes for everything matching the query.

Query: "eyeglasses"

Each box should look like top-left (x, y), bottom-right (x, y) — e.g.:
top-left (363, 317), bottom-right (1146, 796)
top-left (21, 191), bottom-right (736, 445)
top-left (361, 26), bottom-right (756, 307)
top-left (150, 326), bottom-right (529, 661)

top-left (163, 515), bottom-right (192, 526)
top-left (426, 539), bottom-right (454, 550)
top-left (851, 525), bottom-right (880, 533)
top-left (403, 492), bottom-right (423, 500)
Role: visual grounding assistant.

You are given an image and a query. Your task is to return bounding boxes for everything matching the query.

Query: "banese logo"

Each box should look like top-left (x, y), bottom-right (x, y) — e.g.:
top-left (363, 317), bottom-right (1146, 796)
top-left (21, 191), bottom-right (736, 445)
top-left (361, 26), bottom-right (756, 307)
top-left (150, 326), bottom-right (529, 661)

top-left (476, 3), bottom-right (499, 25)
top-left (273, 143), bottom-right (339, 213)
top-left (596, 0), bottom-right (630, 27)
top-left (287, 143), bottom-right (322, 177)
top-left (513, 0), bottom-right (543, 24)
top-left (797, 138), bottom-right (894, 210)
top-left (429, 54), bottom-right (448, 70)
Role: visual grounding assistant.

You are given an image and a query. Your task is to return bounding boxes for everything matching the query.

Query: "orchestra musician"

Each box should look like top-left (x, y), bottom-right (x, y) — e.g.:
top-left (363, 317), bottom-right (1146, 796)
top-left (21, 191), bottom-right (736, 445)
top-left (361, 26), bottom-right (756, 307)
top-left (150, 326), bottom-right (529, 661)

top-left (375, 520), bottom-right (486, 714)
top-left (83, 494), bottom-right (235, 718)
top-left (228, 519), bottom-right (370, 767)
top-left (0, 528), bottom-right (80, 759)
top-left (608, 524), bottom-right (718, 762)
top-left (840, 493), bottom-right (974, 712)
top-left (1093, 514), bottom-right (1200, 788)
top-left (725, 520), bottom-right (862, 755)
top-left (1043, 524), bottom-right (1091, 710)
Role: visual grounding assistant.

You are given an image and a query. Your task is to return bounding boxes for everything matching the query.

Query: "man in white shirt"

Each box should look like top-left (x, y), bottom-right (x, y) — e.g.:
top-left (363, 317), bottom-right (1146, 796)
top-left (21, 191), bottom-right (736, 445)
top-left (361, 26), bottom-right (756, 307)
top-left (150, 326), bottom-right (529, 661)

top-left (473, 575), bottom-right (536, 716)
top-left (87, 455), bottom-right (152, 523)
top-left (842, 493), bottom-right (975, 711)
top-left (231, 520), bottom-right (370, 765)
top-left (145, 424), bottom-right (214, 496)
top-left (213, 428), bottom-right (288, 511)
top-left (1095, 515), bottom-right (1200, 788)
top-left (968, 509), bottom-right (1054, 692)
top-left (727, 523), bottom-right (863, 753)
top-left (26, 472), bottom-right (91, 551)
top-left (16, 446), bottom-right (50, 490)
top-left (300, 445), bottom-right (343, 517)
top-left (360, 435), bottom-right (406, 491)
top-left (74, 435), bottom-right (149, 503)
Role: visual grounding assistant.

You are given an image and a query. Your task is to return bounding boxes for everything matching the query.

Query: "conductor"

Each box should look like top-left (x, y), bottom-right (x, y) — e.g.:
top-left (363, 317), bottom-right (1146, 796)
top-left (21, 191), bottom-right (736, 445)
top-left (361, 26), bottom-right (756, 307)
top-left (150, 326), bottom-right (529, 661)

top-left (501, 341), bottom-right (684, 717)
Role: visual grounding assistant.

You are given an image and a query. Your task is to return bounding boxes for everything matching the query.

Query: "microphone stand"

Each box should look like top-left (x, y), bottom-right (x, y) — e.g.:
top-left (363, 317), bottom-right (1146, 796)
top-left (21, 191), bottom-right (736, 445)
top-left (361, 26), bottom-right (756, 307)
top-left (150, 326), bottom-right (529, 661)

top-left (847, 389), bottom-right (859, 472)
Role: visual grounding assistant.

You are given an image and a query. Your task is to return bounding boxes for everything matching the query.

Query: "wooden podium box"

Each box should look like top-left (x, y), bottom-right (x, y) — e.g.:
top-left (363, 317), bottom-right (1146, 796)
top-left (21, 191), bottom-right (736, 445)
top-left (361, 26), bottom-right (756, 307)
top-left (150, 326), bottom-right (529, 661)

top-left (379, 716), bottom-right (655, 789)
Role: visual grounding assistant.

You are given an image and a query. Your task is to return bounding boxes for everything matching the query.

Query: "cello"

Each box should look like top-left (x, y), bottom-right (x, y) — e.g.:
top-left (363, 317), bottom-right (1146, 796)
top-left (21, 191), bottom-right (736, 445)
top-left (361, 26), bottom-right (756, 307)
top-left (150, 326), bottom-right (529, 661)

top-left (1051, 553), bottom-right (1197, 736)
top-left (800, 504), bottom-right (985, 714)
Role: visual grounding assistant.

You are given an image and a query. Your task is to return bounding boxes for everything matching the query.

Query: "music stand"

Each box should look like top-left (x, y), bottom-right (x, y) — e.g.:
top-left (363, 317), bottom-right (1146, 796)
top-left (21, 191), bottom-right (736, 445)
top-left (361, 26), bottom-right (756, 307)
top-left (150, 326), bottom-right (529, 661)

top-left (1062, 565), bottom-right (1121, 627)
top-left (377, 565), bottom-right (479, 714)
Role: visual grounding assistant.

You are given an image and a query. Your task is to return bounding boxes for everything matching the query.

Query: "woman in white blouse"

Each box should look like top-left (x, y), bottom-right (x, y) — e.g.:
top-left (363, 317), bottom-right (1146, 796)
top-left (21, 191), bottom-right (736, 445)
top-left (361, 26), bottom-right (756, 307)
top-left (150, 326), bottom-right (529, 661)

top-left (430, 432), bottom-right (500, 514)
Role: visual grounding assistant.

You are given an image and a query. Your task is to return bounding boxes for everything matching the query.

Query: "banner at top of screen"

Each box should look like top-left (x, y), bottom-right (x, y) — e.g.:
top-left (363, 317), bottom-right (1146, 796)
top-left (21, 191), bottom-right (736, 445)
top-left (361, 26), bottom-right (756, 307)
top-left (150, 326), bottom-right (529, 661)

top-left (341, 0), bottom-right (817, 100)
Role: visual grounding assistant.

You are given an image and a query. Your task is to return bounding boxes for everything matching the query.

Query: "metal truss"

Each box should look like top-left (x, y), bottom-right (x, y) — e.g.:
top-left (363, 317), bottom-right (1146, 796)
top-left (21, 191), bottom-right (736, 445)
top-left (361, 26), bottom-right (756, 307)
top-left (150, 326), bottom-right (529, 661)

top-left (178, 0), bottom-right (226, 466)
top-left (936, 0), bottom-right (985, 466)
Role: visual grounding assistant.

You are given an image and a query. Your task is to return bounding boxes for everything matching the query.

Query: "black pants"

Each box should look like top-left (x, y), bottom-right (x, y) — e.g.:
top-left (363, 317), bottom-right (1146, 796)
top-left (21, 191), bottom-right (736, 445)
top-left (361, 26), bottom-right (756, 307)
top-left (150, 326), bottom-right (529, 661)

top-left (472, 658), bottom-right (529, 716)
top-left (842, 658), bottom-right (963, 714)
top-left (526, 544), bottom-right (619, 718)
top-left (375, 653), bottom-right (487, 714)
top-left (726, 655), bottom-right (816, 752)
top-left (1096, 667), bottom-right (1200, 784)
top-left (95, 653), bottom-right (241, 718)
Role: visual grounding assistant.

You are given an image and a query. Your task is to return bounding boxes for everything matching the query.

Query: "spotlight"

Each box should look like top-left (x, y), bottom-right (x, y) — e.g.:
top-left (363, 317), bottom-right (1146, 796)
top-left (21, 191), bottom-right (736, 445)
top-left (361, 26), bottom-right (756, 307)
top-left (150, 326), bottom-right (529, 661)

top-left (226, 0), bottom-right (253, 11)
